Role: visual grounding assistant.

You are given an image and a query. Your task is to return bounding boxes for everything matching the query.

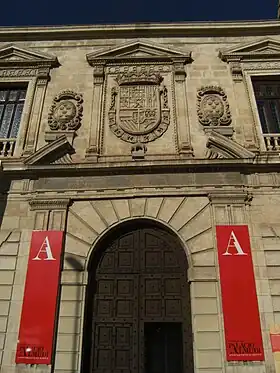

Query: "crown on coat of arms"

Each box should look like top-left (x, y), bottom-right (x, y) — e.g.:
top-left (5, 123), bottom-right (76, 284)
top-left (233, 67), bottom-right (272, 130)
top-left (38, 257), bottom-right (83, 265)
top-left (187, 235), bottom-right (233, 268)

top-left (116, 72), bottom-right (163, 86)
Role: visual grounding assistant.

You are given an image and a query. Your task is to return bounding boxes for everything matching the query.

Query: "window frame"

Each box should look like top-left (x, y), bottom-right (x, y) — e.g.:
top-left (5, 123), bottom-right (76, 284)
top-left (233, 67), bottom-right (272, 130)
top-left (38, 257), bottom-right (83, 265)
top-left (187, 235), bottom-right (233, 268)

top-left (245, 70), bottom-right (280, 152)
top-left (0, 79), bottom-right (35, 155)
top-left (219, 38), bottom-right (280, 152)
top-left (0, 45), bottom-right (59, 158)
top-left (0, 85), bottom-right (28, 139)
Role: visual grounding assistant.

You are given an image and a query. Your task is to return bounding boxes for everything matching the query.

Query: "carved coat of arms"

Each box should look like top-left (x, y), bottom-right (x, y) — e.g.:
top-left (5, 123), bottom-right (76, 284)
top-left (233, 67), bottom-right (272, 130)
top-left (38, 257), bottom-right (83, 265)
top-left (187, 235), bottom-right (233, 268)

top-left (109, 72), bottom-right (170, 143)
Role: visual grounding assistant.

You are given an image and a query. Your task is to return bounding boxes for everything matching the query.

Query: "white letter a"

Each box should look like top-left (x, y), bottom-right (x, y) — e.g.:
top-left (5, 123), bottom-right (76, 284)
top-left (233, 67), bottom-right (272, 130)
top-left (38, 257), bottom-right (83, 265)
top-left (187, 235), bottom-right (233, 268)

top-left (32, 236), bottom-right (56, 261)
top-left (223, 231), bottom-right (247, 256)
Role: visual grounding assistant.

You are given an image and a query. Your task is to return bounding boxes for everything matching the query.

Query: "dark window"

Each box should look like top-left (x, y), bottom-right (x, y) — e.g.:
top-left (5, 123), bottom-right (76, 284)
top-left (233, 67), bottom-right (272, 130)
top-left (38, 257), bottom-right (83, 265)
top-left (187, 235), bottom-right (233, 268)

top-left (0, 87), bottom-right (27, 139)
top-left (252, 78), bottom-right (280, 134)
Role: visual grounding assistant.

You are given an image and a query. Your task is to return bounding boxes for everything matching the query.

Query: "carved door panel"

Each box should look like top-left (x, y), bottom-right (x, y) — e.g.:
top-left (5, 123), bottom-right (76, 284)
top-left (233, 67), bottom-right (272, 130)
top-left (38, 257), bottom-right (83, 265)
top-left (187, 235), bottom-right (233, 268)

top-left (90, 226), bottom-right (193, 373)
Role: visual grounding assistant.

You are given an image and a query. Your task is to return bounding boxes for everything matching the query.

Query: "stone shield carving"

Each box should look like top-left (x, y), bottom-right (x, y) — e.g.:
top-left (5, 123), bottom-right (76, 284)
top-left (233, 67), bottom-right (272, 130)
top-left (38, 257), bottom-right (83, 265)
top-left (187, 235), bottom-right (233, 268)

top-left (108, 72), bottom-right (170, 143)
top-left (197, 86), bottom-right (231, 126)
top-left (48, 90), bottom-right (83, 131)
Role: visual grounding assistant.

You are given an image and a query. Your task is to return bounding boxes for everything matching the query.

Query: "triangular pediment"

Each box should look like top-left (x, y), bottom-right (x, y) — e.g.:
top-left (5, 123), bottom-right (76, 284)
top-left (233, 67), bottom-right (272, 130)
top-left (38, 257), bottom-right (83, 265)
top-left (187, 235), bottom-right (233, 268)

top-left (206, 131), bottom-right (256, 159)
top-left (219, 38), bottom-right (280, 61)
top-left (23, 135), bottom-right (74, 165)
top-left (0, 44), bottom-right (59, 67)
top-left (87, 41), bottom-right (192, 64)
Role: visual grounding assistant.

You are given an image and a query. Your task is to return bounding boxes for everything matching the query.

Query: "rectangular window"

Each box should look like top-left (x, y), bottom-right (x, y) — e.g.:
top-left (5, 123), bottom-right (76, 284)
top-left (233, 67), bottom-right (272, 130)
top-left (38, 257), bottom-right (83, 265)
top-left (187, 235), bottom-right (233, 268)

top-left (0, 86), bottom-right (27, 139)
top-left (252, 77), bottom-right (280, 134)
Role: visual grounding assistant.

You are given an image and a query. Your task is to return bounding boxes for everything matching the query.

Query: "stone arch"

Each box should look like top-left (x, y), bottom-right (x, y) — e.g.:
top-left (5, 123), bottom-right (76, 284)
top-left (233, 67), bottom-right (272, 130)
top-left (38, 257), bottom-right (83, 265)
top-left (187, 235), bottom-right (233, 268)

top-left (82, 218), bottom-right (194, 373)
top-left (86, 216), bottom-right (192, 269)
top-left (64, 196), bottom-right (214, 271)
top-left (59, 196), bottom-right (219, 373)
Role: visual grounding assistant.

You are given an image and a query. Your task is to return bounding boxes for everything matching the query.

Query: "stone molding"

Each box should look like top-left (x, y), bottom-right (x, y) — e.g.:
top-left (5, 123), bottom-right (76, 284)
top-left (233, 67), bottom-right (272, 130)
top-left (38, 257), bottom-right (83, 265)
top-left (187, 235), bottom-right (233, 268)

top-left (1, 20), bottom-right (280, 40)
top-left (219, 38), bottom-right (280, 81)
top-left (29, 198), bottom-right (71, 211)
top-left (23, 134), bottom-right (74, 165)
top-left (86, 40), bottom-right (192, 66)
top-left (206, 130), bottom-right (256, 159)
top-left (208, 191), bottom-right (252, 205)
top-left (0, 44), bottom-right (59, 74)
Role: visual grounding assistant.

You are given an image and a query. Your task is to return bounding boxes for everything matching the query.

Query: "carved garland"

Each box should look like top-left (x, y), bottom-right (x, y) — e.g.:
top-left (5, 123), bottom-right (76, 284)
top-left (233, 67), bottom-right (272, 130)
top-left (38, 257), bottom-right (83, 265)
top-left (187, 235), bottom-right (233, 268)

top-left (108, 71), bottom-right (170, 144)
top-left (197, 86), bottom-right (232, 127)
top-left (48, 90), bottom-right (83, 131)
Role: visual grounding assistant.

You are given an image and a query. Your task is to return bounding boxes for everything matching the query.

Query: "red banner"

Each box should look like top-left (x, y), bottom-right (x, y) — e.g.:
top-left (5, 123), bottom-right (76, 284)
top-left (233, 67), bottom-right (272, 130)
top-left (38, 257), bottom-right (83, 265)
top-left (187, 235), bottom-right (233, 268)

top-left (15, 231), bottom-right (64, 364)
top-left (270, 333), bottom-right (280, 352)
top-left (216, 225), bottom-right (264, 361)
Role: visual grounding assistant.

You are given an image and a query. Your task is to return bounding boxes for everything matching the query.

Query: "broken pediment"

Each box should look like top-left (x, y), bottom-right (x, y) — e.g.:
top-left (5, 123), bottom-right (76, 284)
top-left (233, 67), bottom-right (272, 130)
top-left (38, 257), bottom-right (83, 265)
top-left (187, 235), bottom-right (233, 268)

top-left (23, 135), bottom-right (74, 165)
top-left (206, 130), bottom-right (256, 159)
top-left (219, 38), bottom-right (280, 62)
top-left (0, 44), bottom-right (59, 67)
top-left (86, 40), bottom-right (192, 64)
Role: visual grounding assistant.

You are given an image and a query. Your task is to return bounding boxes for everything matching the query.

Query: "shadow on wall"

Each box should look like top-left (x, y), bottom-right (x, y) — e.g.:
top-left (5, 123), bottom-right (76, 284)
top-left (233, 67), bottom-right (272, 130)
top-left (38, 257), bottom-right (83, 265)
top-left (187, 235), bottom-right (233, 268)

top-left (0, 177), bottom-right (11, 229)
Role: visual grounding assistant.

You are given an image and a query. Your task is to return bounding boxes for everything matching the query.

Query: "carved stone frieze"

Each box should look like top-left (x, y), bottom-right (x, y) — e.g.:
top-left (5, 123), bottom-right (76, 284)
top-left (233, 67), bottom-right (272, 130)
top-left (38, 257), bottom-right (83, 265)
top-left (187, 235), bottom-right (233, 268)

top-left (197, 86), bottom-right (232, 129)
top-left (0, 68), bottom-right (38, 77)
top-left (208, 191), bottom-right (253, 205)
top-left (107, 65), bottom-right (171, 74)
top-left (29, 198), bottom-right (71, 211)
top-left (108, 71), bottom-right (170, 144)
top-left (243, 61), bottom-right (280, 71)
top-left (48, 90), bottom-right (83, 131)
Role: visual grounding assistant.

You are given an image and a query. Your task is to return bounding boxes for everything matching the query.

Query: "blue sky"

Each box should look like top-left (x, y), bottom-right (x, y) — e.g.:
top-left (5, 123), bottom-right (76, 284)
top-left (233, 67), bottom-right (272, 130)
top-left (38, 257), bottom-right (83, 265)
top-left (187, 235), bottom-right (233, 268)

top-left (0, 0), bottom-right (277, 26)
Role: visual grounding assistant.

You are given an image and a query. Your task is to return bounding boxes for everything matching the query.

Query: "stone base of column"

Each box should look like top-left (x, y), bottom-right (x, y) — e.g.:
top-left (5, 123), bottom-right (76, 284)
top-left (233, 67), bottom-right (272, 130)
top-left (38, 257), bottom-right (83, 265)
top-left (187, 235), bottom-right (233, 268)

top-left (85, 145), bottom-right (99, 162)
top-left (179, 142), bottom-right (194, 157)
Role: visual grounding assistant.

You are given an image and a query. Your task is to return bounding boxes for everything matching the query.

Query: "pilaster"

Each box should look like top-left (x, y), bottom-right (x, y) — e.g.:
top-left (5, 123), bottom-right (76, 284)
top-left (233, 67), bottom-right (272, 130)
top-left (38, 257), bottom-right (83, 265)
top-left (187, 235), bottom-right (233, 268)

top-left (173, 59), bottom-right (193, 157)
top-left (85, 62), bottom-right (105, 161)
top-left (22, 68), bottom-right (50, 156)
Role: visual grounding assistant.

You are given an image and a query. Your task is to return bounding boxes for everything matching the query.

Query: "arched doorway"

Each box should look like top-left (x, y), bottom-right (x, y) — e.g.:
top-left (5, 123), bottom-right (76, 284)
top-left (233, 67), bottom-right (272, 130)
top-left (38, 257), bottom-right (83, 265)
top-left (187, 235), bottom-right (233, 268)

top-left (82, 219), bottom-right (194, 373)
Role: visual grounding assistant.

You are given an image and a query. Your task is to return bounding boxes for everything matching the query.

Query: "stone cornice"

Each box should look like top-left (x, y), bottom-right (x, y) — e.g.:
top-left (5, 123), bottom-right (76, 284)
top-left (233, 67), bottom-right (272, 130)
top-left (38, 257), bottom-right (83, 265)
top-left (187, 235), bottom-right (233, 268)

top-left (0, 20), bottom-right (280, 41)
top-left (1, 153), bottom-right (280, 177)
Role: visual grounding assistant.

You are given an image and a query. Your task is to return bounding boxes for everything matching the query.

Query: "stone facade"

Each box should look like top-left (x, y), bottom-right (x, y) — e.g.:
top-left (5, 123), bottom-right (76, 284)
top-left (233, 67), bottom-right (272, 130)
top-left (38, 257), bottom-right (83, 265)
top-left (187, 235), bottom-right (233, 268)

top-left (1, 19), bottom-right (280, 373)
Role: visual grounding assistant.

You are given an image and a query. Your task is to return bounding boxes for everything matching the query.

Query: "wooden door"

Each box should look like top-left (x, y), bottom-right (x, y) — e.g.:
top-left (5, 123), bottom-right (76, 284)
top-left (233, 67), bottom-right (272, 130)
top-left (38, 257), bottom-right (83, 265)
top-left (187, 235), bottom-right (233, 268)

top-left (87, 225), bottom-right (193, 373)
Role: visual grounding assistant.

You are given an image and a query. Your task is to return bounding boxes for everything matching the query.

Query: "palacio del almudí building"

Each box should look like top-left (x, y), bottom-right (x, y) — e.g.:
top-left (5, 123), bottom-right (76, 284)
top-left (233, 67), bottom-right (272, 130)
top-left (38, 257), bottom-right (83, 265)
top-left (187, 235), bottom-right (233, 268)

top-left (2, 16), bottom-right (280, 373)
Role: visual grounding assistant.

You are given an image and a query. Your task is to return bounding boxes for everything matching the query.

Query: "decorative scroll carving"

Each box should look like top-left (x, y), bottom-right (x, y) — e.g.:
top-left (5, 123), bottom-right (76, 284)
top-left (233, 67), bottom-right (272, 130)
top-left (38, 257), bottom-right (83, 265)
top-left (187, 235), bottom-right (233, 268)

top-left (108, 71), bottom-right (170, 144)
top-left (48, 90), bottom-right (83, 131)
top-left (197, 86), bottom-right (232, 127)
top-left (229, 61), bottom-right (243, 82)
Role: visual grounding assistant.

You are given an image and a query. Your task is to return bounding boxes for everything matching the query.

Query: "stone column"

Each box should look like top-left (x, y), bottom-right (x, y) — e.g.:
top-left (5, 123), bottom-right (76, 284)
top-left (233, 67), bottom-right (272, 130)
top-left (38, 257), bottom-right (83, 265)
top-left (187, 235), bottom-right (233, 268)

top-left (85, 62), bottom-right (105, 161)
top-left (22, 68), bottom-right (50, 156)
top-left (173, 59), bottom-right (193, 157)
